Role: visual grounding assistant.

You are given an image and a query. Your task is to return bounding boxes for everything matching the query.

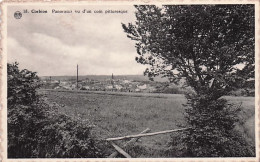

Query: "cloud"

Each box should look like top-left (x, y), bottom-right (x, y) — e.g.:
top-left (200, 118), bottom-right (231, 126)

top-left (8, 32), bottom-right (146, 76)
top-left (8, 37), bottom-right (30, 57)
top-left (7, 5), bottom-right (147, 76)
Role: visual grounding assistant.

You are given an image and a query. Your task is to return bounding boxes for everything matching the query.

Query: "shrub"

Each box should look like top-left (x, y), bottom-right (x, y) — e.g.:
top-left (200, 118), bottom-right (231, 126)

top-left (7, 62), bottom-right (103, 158)
top-left (168, 93), bottom-right (255, 157)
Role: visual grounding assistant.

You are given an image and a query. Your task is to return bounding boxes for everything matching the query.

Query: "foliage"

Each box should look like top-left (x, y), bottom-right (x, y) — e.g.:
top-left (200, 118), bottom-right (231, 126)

top-left (182, 94), bottom-right (254, 156)
top-left (8, 62), bottom-right (40, 106)
top-left (123, 5), bottom-right (254, 94)
top-left (8, 62), bottom-right (103, 158)
top-left (153, 83), bottom-right (184, 94)
top-left (123, 5), bottom-right (255, 157)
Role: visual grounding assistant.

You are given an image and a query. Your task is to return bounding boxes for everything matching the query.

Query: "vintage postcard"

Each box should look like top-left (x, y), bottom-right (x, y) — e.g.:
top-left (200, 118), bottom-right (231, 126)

top-left (0, 0), bottom-right (259, 161)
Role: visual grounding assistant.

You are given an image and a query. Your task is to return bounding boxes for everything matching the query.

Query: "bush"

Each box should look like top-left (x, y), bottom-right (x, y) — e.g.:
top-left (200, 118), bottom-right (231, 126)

top-left (168, 94), bottom-right (255, 157)
top-left (7, 62), bottom-right (103, 158)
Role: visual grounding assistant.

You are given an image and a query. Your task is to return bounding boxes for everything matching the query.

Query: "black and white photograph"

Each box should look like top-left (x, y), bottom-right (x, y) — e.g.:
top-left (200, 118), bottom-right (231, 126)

top-left (1, 0), bottom-right (259, 161)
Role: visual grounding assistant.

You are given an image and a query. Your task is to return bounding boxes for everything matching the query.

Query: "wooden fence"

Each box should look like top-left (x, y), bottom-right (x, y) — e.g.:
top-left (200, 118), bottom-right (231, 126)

top-left (106, 127), bottom-right (190, 158)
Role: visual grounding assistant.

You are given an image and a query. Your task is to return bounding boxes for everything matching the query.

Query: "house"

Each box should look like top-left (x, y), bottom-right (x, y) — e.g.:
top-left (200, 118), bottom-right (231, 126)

top-left (63, 85), bottom-right (72, 90)
top-left (106, 85), bottom-right (113, 90)
top-left (59, 81), bottom-right (68, 86)
top-left (138, 84), bottom-right (147, 90)
top-left (123, 80), bottom-right (131, 84)
top-left (135, 88), bottom-right (141, 92)
top-left (82, 86), bottom-right (90, 90)
top-left (115, 85), bottom-right (123, 90)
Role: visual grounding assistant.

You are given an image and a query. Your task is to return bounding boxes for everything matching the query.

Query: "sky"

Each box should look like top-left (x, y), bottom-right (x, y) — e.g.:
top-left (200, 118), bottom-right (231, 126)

top-left (7, 5), bottom-right (148, 76)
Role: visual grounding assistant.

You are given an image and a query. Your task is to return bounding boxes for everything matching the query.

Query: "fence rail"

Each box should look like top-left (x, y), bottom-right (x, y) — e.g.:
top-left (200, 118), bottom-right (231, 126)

top-left (107, 127), bottom-right (190, 158)
top-left (106, 127), bottom-right (190, 141)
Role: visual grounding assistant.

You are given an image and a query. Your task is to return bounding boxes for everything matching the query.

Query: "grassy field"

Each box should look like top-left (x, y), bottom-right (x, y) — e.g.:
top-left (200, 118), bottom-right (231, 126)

top-left (39, 89), bottom-right (255, 157)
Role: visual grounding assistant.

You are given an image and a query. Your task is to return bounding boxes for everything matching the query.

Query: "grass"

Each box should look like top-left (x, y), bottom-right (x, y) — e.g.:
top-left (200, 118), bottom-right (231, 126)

top-left (225, 96), bottom-right (255, 144)
top-left (39, 89), bottom-right (255, 157)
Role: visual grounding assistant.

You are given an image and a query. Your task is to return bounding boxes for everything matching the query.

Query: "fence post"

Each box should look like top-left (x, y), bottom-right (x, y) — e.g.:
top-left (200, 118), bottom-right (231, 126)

top-left (108, 128), bottom-right (151, 158)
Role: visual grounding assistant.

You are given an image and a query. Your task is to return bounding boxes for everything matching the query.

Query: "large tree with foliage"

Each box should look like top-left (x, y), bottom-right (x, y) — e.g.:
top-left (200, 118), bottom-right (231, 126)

top-left (123, 5), bottom-right (254, 157)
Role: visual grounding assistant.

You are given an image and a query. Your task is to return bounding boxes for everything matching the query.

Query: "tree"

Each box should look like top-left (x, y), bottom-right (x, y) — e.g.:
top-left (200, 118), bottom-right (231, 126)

top-left (122, 5), bottom-right (255, 156)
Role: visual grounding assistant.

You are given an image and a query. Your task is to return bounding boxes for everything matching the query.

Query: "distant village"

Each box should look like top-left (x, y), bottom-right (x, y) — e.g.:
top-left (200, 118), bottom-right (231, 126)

top-left (40, 73), bottom-right (254, 96)
top-left (40, 74), bottom-right (187, 94)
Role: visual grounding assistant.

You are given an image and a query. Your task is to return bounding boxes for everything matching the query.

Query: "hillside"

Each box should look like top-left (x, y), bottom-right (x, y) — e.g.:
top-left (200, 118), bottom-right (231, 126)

top-left (40, 75), bottom-right (169, 82)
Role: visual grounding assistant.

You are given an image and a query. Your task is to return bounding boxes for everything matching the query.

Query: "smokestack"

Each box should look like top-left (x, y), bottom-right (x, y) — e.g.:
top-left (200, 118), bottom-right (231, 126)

top-left (77, 64), bottom-right (78, 90)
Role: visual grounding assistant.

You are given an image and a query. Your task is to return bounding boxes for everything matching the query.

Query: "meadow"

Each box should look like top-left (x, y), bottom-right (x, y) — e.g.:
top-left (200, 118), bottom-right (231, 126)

top-left (40, 89), bottom-right (255, 157)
